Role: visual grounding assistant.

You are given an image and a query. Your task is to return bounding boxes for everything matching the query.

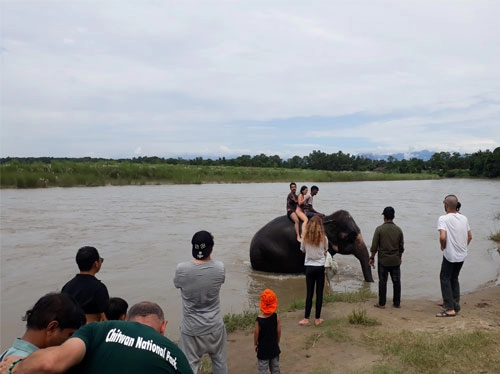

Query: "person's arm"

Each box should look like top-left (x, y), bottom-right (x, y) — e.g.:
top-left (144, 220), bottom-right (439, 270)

top-left (298, 193), bottom-right (310, 207)
top-left (439, 229), bottom-right (447, 251)
top-left (307, 199), bottom-right (318, 214)
top-left (95, 283), bottom-right (110, 320)
top-left (0, 356), bottom-right (22, 373)
top-left (399, 231), bottom-right (404, 264)
top-left (286, 193), bottom-right (293, 211)
top-left (173, 265), bottom-right (182, 289)
top-left (254, 321), bottom-right (260, 353)
top-left (276, 315), bottom-right (281, 345)
top-left (369, 229), bottom-right (379, 266)
top-left (467, 230), bottom-right (472, 245)
top-left (298, 194), bottom-right (304, 206)
top-left (9, 338), bottom-right (86, 374)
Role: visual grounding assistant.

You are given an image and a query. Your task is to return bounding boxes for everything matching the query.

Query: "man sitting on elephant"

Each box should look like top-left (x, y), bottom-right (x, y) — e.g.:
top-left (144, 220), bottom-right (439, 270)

top-left (303, 185), bottom-right (324, 219)
top-left (286, 182), bottom-right (302, 242)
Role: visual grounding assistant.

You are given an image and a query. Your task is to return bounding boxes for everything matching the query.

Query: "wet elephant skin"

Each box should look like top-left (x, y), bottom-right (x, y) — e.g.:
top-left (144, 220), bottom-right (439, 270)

top-left (249, 210), bottom-right (374, 282)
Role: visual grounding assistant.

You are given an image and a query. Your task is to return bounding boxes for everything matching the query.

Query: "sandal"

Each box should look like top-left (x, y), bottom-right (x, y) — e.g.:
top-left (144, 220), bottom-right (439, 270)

top-left (314, 318), bottom-right (324, 325)
top-left (373, 304), bottom-right (385, 309)
top-left (436, 311), bottom-right (456, 317)
top-left (299, 318), bottom-right (310, 326)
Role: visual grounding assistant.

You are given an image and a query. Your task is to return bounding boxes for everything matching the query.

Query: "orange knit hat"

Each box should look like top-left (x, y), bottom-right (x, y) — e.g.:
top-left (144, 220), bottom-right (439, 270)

top-left (260, 289), bottom-right (278, 314)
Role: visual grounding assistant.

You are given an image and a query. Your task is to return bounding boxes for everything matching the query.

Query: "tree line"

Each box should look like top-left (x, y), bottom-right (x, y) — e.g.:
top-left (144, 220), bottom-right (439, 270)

top-left (1, 147), bottom-right (499, 178)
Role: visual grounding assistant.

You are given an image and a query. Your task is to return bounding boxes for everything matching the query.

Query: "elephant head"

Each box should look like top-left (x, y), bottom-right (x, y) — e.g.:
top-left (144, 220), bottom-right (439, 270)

top-left (322, 210), bottom-right (374, 282)
top-left (249, 210), bottom-right (374, 282)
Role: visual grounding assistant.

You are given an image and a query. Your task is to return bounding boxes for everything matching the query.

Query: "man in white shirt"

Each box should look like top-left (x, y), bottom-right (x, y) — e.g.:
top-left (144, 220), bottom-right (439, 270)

top-left (436, 194), bottom-right (472, 317)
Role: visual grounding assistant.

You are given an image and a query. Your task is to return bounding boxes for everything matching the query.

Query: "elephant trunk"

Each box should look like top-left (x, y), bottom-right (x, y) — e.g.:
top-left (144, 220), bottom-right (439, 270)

top-left (354, 234), bottom-right (374, 282)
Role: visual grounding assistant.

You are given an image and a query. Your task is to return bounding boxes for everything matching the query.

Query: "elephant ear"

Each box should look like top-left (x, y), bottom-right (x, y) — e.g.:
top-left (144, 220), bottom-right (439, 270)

top-left (323, 210), bottom-right (360, 245)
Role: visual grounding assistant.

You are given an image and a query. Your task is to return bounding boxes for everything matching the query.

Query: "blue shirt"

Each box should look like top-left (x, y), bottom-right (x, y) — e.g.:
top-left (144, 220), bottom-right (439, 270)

top-left (0, 338), bottom-right (38, 360)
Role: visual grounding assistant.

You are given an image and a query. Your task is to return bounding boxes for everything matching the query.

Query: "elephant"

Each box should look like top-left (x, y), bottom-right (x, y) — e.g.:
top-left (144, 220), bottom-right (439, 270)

top-left (249, 210), bottom-right (374, 282)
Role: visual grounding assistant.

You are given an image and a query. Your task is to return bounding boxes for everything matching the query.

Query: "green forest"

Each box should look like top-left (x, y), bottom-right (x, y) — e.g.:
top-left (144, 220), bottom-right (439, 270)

top-left (1, 147), bottom-right (499, 188)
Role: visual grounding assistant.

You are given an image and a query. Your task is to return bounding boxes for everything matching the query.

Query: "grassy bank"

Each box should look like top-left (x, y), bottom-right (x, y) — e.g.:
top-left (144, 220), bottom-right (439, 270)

top-left (223, 289), bottom-right (376, 334)
top-left (311, 318), bottom-right (500, 374)
top-left (218, 289), bottom-right (500, 374)
top-left (490, 213), bottom-right (500, 245)
top-left (0, 160), bottom-right (440, 188)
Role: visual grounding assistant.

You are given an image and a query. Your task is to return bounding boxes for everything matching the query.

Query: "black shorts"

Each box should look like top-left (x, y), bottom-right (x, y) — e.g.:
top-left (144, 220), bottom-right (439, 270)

top-left (305, 210), bottom-right (315, 219)
top-left (287, 210), bottom-right (295, 221)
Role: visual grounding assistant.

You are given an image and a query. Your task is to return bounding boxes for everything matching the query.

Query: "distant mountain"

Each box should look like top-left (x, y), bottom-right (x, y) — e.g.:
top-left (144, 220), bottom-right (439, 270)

top-left (360, 150), bottom-right (435, 161)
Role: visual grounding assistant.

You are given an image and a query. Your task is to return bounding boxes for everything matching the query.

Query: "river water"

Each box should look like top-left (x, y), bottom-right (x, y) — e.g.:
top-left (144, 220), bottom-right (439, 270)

top-left (1, 179), bottom-right (499, 347)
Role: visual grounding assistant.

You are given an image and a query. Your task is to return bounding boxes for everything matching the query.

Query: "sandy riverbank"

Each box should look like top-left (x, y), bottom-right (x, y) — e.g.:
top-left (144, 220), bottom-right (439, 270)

top-left (226, 283), bottom-right (500, 373)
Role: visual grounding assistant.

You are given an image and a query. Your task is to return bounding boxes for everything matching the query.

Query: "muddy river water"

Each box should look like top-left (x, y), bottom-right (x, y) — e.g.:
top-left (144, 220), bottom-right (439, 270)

top-left (1, 179), bottom-right (499, 346)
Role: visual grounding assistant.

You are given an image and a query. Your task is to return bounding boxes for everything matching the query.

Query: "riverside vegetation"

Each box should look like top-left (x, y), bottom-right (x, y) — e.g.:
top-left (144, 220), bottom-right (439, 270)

top-left (1, 147), bottom-right (500, 188)
top-left (0, 159), bottom-right (442, 188)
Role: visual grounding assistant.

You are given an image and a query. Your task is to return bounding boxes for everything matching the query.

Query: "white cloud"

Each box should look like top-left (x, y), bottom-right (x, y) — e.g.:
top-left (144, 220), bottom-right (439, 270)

top-left (1, 1), bottom-right (499, 158)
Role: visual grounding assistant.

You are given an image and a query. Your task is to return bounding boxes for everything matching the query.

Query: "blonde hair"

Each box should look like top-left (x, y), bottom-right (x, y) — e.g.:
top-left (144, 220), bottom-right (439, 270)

top-left (303, 215), bottom-right (326, 246)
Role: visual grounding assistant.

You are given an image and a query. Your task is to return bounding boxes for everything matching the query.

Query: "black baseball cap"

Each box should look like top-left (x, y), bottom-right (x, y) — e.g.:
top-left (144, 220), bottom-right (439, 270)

top-left (382, 206), bottom-right (395, 219)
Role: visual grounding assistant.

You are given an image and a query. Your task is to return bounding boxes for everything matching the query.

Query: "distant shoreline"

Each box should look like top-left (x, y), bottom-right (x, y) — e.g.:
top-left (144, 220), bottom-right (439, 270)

top-left (0, 162), bottom-right (442, 189)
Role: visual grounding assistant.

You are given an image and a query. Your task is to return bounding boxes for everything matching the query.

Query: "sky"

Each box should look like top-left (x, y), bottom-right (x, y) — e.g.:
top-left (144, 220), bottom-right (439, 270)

top-left (1, 1), bottom-right (499, 160)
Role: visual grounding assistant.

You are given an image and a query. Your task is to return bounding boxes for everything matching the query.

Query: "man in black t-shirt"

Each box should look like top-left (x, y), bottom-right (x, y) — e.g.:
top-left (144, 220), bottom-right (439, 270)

top-left (62, 246), bottom-right (109, 323)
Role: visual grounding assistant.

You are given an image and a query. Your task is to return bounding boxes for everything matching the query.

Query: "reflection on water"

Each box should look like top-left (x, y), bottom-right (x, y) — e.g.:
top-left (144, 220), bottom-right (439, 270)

top-left (246, 269), bottom-right (372, 313)
top-left (1, 179), bottom-right (499, 346)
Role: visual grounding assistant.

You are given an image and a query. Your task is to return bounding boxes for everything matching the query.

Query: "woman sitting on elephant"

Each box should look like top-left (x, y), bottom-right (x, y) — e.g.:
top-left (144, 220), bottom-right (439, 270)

top-left (299, 215), bottom-right (328, 326)
top-left (296, 185), bottom-right (310, 239)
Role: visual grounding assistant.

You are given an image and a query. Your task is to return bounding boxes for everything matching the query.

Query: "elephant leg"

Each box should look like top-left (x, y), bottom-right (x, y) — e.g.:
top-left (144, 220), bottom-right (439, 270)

top-left (353, 234), bottom-right (374, 282)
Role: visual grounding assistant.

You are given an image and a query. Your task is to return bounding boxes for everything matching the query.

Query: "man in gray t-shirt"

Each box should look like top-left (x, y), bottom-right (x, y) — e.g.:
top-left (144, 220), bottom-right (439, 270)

top-left (174, 231), bottom-right (227, 374)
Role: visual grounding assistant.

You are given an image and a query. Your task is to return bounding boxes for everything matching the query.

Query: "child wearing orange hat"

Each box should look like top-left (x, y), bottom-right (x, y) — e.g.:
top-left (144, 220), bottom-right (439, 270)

top-left (254, 289), bottom-right (281, 374)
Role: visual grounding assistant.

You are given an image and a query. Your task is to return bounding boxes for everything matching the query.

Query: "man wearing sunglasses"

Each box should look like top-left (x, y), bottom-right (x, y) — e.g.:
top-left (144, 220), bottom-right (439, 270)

top-left (62, 246), bottom-right (109, 323)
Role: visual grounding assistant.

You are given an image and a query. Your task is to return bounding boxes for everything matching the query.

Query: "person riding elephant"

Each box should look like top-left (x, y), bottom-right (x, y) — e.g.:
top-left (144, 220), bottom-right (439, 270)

top-left (250, 210), bottom-right (374, 282)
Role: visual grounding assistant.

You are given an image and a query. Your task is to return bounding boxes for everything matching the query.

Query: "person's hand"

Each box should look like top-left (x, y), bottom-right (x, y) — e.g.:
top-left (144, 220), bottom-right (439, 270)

top-left (0, 356), bottom-right (23, 374)
top-left (369, 258), bottom-right (374, 268)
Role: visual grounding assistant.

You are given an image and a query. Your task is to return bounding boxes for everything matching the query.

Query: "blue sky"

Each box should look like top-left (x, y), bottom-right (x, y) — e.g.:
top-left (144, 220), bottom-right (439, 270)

top-left (1, 1), bottom-right (499, 159)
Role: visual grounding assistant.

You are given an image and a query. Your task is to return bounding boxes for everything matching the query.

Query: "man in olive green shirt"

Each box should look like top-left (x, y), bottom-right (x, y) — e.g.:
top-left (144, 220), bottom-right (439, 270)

top-left (369, 206), bottom-right (405, 308)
